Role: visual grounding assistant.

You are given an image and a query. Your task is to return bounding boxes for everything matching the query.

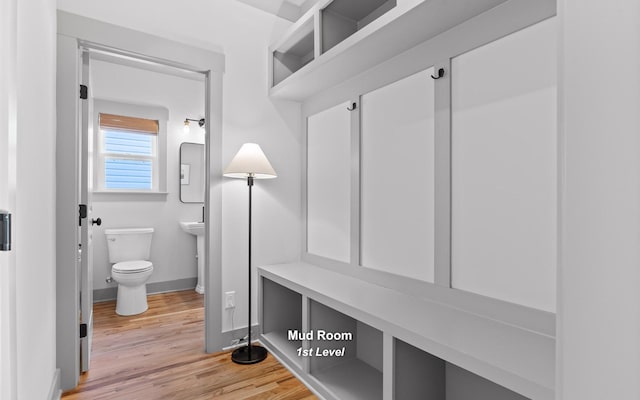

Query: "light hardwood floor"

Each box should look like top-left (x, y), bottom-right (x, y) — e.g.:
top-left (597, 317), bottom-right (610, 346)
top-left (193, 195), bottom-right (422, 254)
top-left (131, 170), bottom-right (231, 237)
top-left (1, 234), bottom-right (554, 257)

top-left (62, 290), bottom-right (316, 400)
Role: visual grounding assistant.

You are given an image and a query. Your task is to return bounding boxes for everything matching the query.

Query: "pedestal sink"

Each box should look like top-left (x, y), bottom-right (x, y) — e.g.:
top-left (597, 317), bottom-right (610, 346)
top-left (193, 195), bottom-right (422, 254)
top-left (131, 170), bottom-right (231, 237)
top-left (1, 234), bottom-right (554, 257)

top-left (179, 221), bottom-right (205, 294)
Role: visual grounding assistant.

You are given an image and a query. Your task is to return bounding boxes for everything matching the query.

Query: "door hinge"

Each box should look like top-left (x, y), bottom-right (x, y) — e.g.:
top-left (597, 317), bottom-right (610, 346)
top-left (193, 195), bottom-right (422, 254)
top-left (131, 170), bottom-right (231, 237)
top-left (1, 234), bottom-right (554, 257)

top-left (80, 323), bottom-right (87, 338)
top-left (0, 212), bottom-right (11, 251)
top-left (80, 84), bottom-right (88, 100)
top-left (79, 204), bottom-right (87, 226)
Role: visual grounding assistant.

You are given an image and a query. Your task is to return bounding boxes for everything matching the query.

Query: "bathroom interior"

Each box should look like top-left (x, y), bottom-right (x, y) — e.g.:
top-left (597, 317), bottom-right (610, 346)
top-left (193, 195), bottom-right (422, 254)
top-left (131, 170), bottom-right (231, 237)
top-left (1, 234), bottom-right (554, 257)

top-left (90, 55), bottom-right (207, 308)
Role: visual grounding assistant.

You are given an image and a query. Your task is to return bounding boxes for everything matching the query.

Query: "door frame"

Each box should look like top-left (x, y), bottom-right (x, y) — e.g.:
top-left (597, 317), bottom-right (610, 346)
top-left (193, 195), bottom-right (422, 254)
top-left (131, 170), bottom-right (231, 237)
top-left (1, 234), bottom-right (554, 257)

top-left (0, 0), bottom-right (18, 398)
top-left (56, 10), bottom-right (225, 390)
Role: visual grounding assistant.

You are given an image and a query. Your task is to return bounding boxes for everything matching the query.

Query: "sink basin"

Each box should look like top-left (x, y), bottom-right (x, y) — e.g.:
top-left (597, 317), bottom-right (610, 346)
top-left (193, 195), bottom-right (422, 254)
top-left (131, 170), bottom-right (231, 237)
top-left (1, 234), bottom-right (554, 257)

top-left (180, 221), bottom-right (204, 236)
top-left (179, 221), bottom-right (205, 294)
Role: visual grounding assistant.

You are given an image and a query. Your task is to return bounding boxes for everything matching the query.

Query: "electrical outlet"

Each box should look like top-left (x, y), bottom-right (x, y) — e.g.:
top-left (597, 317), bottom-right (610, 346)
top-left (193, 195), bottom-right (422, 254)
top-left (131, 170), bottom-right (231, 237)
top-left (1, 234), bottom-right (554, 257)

top-left (225, 291), bottom-right (235, 309)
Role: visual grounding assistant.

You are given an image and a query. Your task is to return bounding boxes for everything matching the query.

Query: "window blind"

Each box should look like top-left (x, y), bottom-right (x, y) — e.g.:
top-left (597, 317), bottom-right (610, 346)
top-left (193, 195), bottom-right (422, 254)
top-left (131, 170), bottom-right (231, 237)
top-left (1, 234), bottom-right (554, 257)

top-left (99, 113), bottom-right (158, 134)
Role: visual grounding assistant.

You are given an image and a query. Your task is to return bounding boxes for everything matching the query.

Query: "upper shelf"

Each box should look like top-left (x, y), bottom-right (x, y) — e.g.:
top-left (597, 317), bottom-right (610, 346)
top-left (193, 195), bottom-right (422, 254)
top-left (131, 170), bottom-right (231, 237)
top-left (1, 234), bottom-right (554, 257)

top-left (272, 13), bottom-right (315, 87)
top-left (269, 0), bottom-right (512, 100)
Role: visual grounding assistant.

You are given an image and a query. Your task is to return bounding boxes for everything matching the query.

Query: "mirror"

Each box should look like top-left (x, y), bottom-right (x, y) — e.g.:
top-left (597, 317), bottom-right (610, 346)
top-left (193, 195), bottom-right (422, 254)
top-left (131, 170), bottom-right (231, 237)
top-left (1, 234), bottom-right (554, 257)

top-left (180, 142), bottom-right (205, 203)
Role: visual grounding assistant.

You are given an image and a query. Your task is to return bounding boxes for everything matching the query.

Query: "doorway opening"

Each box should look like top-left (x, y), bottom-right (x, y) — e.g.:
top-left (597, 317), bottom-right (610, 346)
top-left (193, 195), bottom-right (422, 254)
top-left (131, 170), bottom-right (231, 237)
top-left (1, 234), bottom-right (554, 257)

top-left (57, 12), bottom-right (225, 390)
top-left (78, 47), bottom-right (209, 373)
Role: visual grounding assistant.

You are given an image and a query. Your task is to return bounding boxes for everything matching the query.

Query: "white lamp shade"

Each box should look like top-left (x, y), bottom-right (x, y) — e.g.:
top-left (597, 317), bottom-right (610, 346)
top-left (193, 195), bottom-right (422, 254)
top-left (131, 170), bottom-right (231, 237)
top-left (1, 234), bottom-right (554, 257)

top-left (223, 143), bottom-right (277, 179)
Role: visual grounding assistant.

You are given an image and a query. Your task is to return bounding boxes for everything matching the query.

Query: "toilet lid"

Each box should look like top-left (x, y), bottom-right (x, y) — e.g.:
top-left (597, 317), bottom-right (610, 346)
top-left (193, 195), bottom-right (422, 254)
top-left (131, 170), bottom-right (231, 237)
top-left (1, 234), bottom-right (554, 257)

top-left (112, 260), bottom-right (153, 273)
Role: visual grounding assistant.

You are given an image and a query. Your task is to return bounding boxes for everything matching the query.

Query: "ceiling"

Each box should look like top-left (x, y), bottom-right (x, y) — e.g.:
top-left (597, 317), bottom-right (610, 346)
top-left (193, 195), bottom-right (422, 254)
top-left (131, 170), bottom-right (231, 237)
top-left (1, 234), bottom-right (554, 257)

top-left (235, 0), bottom-right (317, 21)
top-left (285, 0), bottom-right (310, 6)
top-left (57, 0), bottom-right (298, 56)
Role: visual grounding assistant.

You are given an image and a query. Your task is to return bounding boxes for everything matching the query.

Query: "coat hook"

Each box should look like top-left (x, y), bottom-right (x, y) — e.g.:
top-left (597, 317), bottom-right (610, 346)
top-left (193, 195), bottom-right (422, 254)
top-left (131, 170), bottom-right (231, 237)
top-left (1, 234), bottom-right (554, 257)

top-left (347, 102), bottom-right (357, 111)
top-left (431, 68), bottom-right (445, 79)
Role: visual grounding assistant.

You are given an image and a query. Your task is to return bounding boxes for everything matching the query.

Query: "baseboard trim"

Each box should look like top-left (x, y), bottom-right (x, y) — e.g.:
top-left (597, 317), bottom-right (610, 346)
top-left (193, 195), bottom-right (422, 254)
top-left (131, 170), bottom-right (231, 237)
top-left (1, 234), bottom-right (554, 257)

top-left (220, 323), bottom-right (261, 350)
top-left (93, 277), bottom-right (198, 303)
top-left (47, 368), bottom-right (61, 400)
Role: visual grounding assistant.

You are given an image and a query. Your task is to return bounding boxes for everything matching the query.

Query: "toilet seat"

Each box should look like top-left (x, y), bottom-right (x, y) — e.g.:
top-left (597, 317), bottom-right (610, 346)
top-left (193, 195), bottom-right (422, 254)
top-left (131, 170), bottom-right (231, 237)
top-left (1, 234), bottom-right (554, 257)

top-left (112, 260), bottom-right (153, 274)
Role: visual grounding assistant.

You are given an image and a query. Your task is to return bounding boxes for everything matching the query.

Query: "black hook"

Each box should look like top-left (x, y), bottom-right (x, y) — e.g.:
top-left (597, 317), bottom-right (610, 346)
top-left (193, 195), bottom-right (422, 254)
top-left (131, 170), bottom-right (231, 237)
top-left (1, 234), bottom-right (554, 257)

top-left (431, 68), bottom-right (445, 79)
top-left (347, 102), bottom-right (357, 111)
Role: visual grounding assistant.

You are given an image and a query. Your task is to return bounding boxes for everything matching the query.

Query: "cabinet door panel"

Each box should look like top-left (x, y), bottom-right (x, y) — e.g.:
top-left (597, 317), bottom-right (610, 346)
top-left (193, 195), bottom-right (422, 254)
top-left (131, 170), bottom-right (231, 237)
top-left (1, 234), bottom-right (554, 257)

top-left (361, 68), bottom-right (435, 282)
top-left (307, 102), bottom-right (351, 262)
top-left (451, 17), bottom-right (557, 311)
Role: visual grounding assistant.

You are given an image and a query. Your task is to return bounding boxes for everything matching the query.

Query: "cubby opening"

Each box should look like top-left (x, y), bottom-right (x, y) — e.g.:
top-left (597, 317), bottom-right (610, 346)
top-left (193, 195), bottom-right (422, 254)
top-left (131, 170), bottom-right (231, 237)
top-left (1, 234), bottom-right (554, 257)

top-left (272, 17), bottom-right (315, 87)
top-left (395, 339), bottom-right (530, 400)
top-left (321, 0), bottom-right (397, 53)
top-left (309, 300), bottom-right (383, 400)
top-left (262, 278), bottom-right (303, 367)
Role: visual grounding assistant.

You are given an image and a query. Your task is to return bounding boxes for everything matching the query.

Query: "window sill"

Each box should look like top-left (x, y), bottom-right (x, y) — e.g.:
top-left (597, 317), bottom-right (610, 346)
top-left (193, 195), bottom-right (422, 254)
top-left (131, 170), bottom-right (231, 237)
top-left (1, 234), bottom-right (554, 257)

top-left (92, 191), bottom-right (169, 202)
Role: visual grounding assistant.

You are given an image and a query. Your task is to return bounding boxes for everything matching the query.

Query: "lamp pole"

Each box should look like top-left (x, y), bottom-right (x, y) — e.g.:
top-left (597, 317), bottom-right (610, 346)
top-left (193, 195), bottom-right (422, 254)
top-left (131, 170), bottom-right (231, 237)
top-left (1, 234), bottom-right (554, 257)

top-left (231, 174), bottom-right (267, 364)
top-left (246, 174), bottom-right (253, 361)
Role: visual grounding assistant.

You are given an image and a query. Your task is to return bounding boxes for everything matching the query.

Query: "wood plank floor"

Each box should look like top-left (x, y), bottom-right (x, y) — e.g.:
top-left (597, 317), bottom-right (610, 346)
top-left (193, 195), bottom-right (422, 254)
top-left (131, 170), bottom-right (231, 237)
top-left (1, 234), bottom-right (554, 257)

top-left (62, 290), bottom-right (317, 400)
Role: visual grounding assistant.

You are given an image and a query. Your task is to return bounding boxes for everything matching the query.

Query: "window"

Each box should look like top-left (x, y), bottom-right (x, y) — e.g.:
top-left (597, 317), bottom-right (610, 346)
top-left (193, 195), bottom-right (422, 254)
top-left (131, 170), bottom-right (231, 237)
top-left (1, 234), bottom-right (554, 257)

top-left (93, 100), bottom-right (168, 196)
top-left (98, 113), bottom-right (159, 191)
top-left (102, 131), bottom-right (154, 190)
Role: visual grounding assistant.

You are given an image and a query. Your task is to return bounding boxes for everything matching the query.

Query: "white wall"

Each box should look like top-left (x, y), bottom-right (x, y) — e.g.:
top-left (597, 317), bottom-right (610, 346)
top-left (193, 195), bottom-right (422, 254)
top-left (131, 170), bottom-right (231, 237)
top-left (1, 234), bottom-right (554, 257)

top-left (89, 59), bottom-right (205, 292)
top-left (0, 0), bottom-right (18, 398)
top-left (55, 0), bottom-right (302, 334)
top-left (14, 0), bottom-right (59, 398)
top-left (219, 16), bottom-right (302, 332)
top-left (557, 0), bottom-right (640, 398)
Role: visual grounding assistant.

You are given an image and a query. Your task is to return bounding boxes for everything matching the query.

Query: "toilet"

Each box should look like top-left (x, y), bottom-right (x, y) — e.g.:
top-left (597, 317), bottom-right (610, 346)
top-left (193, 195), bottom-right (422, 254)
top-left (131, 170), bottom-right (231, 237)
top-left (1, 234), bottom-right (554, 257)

top-left (104, 228), bottom-right (154, 316)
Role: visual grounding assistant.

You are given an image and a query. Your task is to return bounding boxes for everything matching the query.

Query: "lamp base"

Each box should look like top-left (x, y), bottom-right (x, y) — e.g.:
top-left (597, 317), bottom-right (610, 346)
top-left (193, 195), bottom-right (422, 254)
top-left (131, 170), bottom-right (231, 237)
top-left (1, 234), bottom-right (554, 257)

top-left (231, 344), bottom-right (268, 364)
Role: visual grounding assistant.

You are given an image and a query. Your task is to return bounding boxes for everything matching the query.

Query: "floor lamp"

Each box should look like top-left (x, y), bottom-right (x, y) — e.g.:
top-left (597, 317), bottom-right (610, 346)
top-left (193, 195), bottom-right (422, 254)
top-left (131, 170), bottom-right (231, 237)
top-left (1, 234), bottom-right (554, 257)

top-left (224, 143), bottom-right (277, 364)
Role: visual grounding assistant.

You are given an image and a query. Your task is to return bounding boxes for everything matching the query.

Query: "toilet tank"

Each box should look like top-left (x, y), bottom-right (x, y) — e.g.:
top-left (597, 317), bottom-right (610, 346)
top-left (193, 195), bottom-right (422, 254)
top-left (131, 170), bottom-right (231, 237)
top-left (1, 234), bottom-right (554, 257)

top-left (104, 228), bottom-right (154, 263)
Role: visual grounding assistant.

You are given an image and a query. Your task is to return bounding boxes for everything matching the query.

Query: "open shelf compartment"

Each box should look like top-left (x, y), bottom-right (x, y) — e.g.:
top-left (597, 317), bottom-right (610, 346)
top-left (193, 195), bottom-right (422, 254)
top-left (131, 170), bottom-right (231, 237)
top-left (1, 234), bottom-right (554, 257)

top-left (261, 278), bottom-right (303, 369)
top-left (272, 15), bottom-right (315, 87)
top-left (320, 0), bottom-right (397, 53)
top-left (309, 300), bottom-right (383, 400)
top-left (395, 338), bottom-right (530, 400)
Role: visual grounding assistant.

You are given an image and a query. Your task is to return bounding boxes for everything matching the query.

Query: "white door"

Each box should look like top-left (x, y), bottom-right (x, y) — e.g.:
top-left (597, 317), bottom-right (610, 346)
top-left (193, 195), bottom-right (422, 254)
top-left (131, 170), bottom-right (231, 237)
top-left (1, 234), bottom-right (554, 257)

top-left (0, 0), bottom-right (17, 397)
top-left (79, 49), bottom-right (96, 372)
